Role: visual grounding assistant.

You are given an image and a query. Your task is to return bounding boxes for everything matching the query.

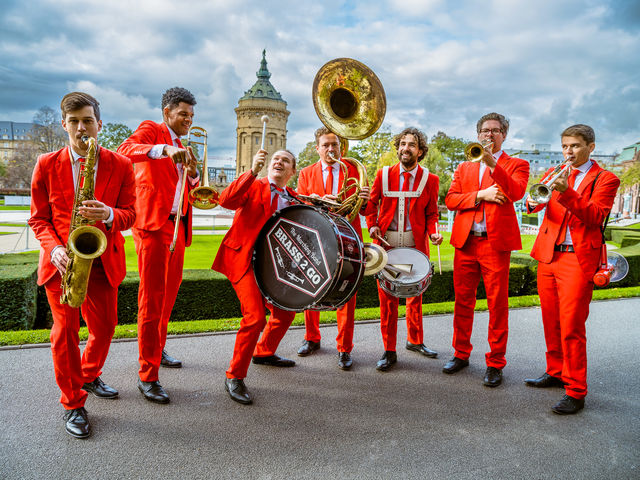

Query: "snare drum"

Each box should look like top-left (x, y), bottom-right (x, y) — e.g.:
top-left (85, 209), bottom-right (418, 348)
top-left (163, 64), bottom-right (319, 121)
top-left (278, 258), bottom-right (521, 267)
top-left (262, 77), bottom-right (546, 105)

top-left (253, 204), bottom-right (365, 311)
top-left (377, 247), bottom-right (433, 298)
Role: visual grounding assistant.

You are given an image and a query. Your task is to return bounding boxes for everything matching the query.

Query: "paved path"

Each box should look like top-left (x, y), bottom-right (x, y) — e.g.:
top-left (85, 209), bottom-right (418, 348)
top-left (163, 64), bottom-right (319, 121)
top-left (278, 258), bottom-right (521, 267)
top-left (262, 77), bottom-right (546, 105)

top-left (1, 298), bottom-right (639, 479)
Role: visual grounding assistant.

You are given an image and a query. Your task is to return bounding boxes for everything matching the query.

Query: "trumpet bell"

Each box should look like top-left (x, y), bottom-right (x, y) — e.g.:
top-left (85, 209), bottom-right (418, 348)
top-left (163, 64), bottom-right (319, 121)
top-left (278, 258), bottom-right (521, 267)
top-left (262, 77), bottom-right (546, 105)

top-left (529, 183), bottom-right (552, 204)
top-left (312, 58), bottom-right (386, 140)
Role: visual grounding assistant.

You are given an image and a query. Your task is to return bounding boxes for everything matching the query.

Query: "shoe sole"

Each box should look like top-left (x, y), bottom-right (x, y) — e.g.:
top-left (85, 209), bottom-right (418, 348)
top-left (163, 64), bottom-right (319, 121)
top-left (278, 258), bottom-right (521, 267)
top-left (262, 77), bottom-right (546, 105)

top-left (297, 349), bottom-right (319, 357)
top-left (483, 381), bottom-right (502, 388)
top-left (65, 428), bottom-right (91, 439)
top-left (160, 363), bottom-right (182, 368)
top-left (82, 387), bottom-right (119, 399)
top-left (552, 407), bottom-right (583, 415)
top-left (405, 347), bottom-right (438, 358)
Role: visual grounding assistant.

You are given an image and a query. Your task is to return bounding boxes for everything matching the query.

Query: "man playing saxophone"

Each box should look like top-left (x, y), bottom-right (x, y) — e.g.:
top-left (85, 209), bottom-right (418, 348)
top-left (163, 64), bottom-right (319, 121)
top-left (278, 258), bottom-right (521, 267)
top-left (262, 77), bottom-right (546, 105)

top-left (28, 92), bottom-right (136, 439)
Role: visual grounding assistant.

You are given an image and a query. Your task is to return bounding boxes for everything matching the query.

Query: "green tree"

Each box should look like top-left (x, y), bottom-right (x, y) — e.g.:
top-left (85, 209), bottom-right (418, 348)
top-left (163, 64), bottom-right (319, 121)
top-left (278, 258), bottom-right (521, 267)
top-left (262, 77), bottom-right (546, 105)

top-left (0, 142), bottom-right (40, 189)
top-left (423, 144), bottom-right (451, 201)
top-left (291, 140), bottom-right (319, 188)
top-left (430, 131), bottom-right (468, 172)
top-left (98, 123), bottom-right (134, 151)
top-left (349, 129), bottom-right (395, 183)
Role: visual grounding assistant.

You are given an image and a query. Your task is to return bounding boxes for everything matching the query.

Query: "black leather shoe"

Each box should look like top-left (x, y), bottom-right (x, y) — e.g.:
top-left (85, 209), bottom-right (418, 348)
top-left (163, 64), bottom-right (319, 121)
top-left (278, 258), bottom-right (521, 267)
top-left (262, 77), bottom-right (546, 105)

top-left (442, 356), bottom-right (469, 374)
top-left (225, 378), bottom-right (252, 405)
top-left (552, 394), bottom-right (585, 415)
top-left (297, 340), bottom-right (320, 356)
top-left (524, 373), bottom-right (565, 388)
top-left (405, 341), bottom-right (438, 358)
top-left (82, 376), bottom-right (118, 399)
top-left (338, 352), bottom-right (353, 370)
top-left (160, 349), bottom-right (182, 368)
top-left (64, 407), bottom-right (90, 439)
top-left (252, 355), bottom-right (295, 367)
top-left (376, 351), bottom-right (397, 372)
top-left (137, 379), bottom-right (170, 404)
top-left (483, 367), bottom-right (503, 387)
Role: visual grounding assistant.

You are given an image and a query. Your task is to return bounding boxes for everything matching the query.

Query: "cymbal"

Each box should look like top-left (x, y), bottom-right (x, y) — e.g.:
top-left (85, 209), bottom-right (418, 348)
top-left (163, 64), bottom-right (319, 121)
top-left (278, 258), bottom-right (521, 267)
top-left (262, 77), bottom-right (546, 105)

top-left (364, 242), bottom-right (388, 276)
top-left (297, 194), bottom-right (341, 208)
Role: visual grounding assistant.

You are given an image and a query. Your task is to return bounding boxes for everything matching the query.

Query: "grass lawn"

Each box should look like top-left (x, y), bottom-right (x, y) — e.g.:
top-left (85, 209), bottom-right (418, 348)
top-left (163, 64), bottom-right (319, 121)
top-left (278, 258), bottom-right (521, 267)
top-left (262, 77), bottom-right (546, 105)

top-left (123, 229), bottom-right (539, 271)
top-left (0, 206), bottom-right (30, 210)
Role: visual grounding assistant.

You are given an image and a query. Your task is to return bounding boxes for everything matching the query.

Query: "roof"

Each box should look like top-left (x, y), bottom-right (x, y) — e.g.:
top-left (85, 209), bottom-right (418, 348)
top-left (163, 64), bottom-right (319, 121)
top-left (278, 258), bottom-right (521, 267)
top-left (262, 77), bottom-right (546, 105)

top-left (239, 50), bottom-right (284, 102)
top-left (617, 141), bottom-right (640, 162)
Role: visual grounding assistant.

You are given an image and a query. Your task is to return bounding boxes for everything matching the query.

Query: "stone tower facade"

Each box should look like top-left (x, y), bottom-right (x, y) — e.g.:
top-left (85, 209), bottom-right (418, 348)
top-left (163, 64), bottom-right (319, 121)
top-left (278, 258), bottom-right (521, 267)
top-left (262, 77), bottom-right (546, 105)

top-left (235, 50), bottom-right (290, 178)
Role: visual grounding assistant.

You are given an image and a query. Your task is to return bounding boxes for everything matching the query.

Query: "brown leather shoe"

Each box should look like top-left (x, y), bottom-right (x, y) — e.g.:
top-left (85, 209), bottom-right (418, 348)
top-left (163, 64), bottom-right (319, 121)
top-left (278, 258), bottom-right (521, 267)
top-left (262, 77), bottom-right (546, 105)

top-left (524, 373), bottom-right (565, 388)
top-left (552, 394), bottom-right (585, 415)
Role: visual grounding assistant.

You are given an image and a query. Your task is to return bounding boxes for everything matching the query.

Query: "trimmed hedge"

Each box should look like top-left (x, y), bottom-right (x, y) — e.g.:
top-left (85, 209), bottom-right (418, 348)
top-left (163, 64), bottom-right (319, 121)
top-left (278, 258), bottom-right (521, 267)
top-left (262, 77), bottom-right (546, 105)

top-left (2, 227), bottom-right (640, 331)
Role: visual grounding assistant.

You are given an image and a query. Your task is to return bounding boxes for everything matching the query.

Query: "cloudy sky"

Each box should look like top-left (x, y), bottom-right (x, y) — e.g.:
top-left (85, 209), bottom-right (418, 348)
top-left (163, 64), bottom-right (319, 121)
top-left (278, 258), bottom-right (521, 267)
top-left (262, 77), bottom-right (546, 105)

top-left (1, 0), bottom-right (639, 163)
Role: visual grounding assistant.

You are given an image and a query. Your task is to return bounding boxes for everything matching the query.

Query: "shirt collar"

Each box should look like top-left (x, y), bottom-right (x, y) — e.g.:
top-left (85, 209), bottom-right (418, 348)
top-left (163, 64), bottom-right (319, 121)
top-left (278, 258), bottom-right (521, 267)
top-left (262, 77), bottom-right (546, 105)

top-left (69, 147), bottom-right (83, 162)
top-left (574, 159), bottom-right (593, 175)
top-left (321, 159), bottom-right (339, 171)
top-left (400, 164), bottom-right (419, 178)
top-left (493, 150), bottom-right (503, 160)
top-left (166, 125), bottom-right (180, 144)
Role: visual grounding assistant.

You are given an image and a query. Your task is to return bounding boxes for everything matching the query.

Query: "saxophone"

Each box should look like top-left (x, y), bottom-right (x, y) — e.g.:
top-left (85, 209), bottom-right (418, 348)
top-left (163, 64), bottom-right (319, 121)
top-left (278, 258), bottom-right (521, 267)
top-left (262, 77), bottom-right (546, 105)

top-left (60, 136), bottom-right (108, 307)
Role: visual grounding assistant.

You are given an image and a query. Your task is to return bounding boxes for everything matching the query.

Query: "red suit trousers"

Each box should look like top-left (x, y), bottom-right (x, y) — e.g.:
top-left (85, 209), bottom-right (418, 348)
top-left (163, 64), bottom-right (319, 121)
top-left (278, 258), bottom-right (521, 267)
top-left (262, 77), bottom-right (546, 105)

top-left (227, 269), bottom-right (296, 379)
top-left (45, 262), bottom-right (118, 410)
top-left (452, 236), bottom-right (511, 369)
top-left (303, 294), bottom-right (356, 353)
top-left (133, 218), bottom-right (185, 382)
top-left (537, 251), bottom-right (593, 399)
top-left (377, 283), bottom-right (424, 351)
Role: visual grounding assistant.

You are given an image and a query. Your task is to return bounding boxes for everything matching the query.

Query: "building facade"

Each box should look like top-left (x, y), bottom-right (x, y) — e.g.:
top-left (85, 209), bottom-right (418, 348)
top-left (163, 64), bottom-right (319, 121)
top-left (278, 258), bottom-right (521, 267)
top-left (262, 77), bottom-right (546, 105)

top-left (0, 121), bottom-right (35, 163)
top-left (234, 50), bottom-right (289, 178)
top-left (505, 144), bottom-right (618, 177)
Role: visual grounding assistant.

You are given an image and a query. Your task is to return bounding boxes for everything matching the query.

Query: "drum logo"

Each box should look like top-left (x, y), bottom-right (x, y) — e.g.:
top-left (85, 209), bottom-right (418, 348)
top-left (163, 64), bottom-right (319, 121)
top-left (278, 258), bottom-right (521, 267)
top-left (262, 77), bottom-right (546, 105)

top-left (267, 218), bottom-right (331, 297)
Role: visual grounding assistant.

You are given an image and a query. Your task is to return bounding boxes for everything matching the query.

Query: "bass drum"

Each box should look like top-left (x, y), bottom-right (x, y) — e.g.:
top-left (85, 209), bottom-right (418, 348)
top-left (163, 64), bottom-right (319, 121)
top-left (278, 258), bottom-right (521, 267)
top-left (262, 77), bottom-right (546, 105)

top-left (378, 247), bottom-right (433, 298)
top-left (253, 204), bottom-right (365, 311)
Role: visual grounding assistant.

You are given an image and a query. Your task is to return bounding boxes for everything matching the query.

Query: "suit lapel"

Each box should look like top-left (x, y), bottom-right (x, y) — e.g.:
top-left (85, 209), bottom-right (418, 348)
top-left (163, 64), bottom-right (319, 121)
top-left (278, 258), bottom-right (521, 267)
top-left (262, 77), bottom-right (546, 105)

top-left (161, 123), bottom-right (180, 179)
top-left (56, 147), bottom-right (75, 212)
top-left (261, 178), bottom-right (272, 213)
top-left (313, 161), bottom-right (324, 194)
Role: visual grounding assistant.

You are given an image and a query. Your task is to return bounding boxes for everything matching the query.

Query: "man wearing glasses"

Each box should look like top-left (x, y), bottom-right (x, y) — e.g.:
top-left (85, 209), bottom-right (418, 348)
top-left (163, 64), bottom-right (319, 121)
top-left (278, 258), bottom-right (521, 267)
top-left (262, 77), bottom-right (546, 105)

top-left (444, 113), bottom-right (529, 387)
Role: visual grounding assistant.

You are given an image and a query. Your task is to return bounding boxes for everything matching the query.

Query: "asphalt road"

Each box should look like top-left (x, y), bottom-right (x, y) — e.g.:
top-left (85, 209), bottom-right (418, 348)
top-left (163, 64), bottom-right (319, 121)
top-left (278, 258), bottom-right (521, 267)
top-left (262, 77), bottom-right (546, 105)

top-left (1, 298), bottom-right (639, 480)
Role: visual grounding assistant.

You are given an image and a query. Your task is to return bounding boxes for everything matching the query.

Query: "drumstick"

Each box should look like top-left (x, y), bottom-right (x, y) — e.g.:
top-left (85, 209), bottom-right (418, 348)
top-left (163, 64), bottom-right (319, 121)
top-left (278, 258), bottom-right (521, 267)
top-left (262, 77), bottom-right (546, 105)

top-left (260, 115), bottom-right (269, 150)
top-left (435, 221), bottom-right (442, 275)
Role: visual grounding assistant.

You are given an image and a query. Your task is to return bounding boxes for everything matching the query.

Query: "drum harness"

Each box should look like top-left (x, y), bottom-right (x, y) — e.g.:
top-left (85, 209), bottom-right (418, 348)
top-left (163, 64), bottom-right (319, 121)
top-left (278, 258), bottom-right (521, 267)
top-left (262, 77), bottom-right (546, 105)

top-left (381, 166), bottom-right (429, 248)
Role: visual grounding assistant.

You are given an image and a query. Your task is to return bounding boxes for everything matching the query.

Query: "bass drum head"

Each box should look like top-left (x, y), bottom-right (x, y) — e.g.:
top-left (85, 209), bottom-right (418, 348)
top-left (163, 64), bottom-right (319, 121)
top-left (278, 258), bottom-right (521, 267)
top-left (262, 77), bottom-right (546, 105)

top-left (253, 205), bottom-right (339, 311)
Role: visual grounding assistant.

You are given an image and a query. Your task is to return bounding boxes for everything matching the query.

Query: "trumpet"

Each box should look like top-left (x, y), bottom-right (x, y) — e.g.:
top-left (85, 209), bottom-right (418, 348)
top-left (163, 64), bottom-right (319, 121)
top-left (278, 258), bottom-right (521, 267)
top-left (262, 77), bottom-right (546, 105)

top-left (465, 140), bottom-right (494, 162)
top-left (528, 160), bottom-right (571, 204)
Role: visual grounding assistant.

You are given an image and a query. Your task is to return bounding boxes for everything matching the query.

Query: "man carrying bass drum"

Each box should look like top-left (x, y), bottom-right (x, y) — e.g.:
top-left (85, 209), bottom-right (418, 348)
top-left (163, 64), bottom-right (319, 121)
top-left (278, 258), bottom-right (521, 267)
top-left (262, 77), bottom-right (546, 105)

top-left (365, 127), bottom-right (443, 372)
top-left (212, 149), bottom-right (299, 405)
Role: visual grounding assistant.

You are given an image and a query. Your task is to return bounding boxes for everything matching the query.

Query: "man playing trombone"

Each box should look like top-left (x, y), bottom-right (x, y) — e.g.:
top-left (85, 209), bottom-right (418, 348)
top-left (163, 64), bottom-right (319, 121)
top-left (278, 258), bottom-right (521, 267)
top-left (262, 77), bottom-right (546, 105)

top-left (365, 127), bottom-right (442, 371)
top-left (117, 87), bottom-right (199, 404)
top-left (213, 149), bottom-right (299, 405)
top-left (444, 113), bottom-right (529, 387)
top-left (525, 124), bottom-right (620, 414)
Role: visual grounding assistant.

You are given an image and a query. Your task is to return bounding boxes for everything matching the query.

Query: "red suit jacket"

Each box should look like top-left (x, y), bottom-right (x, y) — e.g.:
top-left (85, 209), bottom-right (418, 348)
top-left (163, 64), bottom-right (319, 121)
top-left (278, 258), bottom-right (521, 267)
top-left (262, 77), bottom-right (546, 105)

top-left (446, 152), bottom-right (529, 251)
top-left (212, 171), bottom-right (298, 284)
top-left (29, 146), bottom-right (137, 287)
top-left (117, 120), bottom-right (196, 246)
top-left (529, 161), bottom-right (620, 279)
top-left (297, 160), bottom-right (364, 239)
top-left (365, 164), bottom-right (440, 257)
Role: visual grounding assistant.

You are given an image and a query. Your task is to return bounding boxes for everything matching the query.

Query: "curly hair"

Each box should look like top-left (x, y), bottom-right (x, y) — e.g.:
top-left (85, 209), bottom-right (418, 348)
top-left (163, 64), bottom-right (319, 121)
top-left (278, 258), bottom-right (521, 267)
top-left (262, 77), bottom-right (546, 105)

top-left (60, 92), bottom-right (100, 121)
top-left (161, 87), bottom-right (197, 110)
top-left (394, 127), bottom-right (429, 161)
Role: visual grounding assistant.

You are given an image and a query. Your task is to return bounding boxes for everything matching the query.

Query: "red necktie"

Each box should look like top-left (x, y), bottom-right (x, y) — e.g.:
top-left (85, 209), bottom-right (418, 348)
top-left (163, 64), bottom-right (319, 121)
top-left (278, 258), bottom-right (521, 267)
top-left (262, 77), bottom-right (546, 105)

top-left (77, 157), bottom-right (86, 191)
top-left (402, 171), bottom-right (411, 230)
top-left (325, 166), bottom-right (334, 195)
top-left (555, 168), bottom-right (579, 245)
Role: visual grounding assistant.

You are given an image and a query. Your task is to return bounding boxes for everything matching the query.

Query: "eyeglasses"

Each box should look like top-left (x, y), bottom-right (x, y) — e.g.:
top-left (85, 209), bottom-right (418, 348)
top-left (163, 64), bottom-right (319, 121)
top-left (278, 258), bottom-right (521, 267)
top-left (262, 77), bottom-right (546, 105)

top-left (479, 128), bottom-right (503, 135)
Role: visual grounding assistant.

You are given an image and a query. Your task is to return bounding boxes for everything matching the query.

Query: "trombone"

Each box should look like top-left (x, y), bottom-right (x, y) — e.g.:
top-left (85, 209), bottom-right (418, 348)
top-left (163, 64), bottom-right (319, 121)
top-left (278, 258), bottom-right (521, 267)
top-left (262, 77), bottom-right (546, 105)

top-left (528, 160), bottom-right (571, 204)
top-left (169, 126), bottom-right (219, 252)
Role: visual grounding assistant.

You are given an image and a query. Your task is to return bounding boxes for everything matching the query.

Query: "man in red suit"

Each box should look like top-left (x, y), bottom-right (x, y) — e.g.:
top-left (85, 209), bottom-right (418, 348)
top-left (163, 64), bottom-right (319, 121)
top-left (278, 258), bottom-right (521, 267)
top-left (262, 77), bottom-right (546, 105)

top-left (365, 127), bottom-right (443, 371)
top-left (117, 87), bottom-right (199, 404)
top-left (525, 124), bottom-right (619, 414)
top-left (295, 127), bottom-right (369, 370)
top-left (213, 149), bottom-right (298, 405)
top-left (444, 113), bottom-right (529, 387)
top-left (29, 92), bottom-right (136, 438)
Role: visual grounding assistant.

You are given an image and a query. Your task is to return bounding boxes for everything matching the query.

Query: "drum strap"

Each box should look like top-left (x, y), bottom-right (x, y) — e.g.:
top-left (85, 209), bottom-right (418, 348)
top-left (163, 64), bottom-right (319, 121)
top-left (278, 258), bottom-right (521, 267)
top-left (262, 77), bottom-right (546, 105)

top-left (382, 166), bottom-right (429, 246)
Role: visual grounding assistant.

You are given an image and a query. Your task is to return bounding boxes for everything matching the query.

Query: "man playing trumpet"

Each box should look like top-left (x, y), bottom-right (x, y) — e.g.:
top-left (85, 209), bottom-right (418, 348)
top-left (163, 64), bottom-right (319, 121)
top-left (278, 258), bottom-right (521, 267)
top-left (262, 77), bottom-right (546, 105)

top-left (213, 149), bottom-right (299, 405)
top-left (295, 127), bottom-right (370, 370)
top-left (29, 92), bottom-right (136, 438)
top-left (525, 124), bottom-right (619, 414)
top-left (118, 87), bottom-right (199, 404)
top-left (365, 127), bottom-right (442, 371)
top-left (444, 113), bottom-right (529, 387)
